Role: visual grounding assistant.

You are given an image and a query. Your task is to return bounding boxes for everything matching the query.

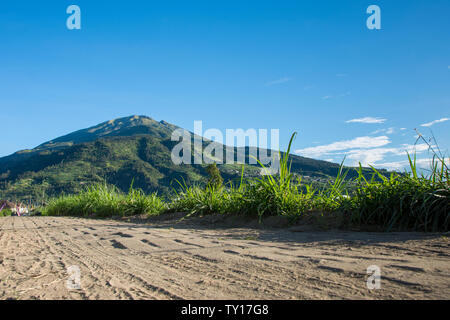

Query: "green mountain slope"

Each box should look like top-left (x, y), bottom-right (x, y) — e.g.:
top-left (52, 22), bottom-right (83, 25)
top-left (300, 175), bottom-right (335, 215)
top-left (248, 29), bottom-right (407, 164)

top-left (0, 115), bottom-right (363, 202)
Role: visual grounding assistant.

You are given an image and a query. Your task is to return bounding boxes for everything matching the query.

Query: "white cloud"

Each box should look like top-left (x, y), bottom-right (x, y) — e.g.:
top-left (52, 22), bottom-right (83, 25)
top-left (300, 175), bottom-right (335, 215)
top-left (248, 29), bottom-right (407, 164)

top-left (296, 133), bottom-right (431, 167)
top-left (346, 117), bottom-right (387, 124)
top-left (265, 77), bottom-right (292, 86)
top-left (420, 117), bottom-right (450, 127)
top-left (322, 95), bottom-right (332, 100)
top-left (346, 148), bottom-right (393, 165)
top-left (374, 158), bottom-right (433, 171)
top-left (371, 127), bottom-right (395, 135)
top-left (344, 143), bottom-right (429, 166)
top-left (295, 136), bottom-right (391, 158)
top-left (386, 127), bottom-right (395, 134)
top-left (402, 143), bottom-right (430, 153)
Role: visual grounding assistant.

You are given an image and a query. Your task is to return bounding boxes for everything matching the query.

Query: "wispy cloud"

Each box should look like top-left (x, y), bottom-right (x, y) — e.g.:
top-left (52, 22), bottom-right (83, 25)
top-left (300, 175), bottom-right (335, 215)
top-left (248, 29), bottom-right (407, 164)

top-left (344, 144), bottom-right (429, 166)
top-left (295, 133), bottom-right (431, 167)
top-left (371, 127), bottom-right (395, 135)
top-left (386, 127), bottom-right (395, 134)
top-left (374, 158), bottom-right (433, 171)
top-left (420, 117), bottom-right (450, 127)
top-left (336, 73), bottom-right (348, 77)
top-left (295, 136), bottom-right (391, 158)
top-left (321, 92), bottom-right (350, 100)
top-left (346, 117), bottom-right (387, 124)
top-left (265, 77), bottom-right (292, 86)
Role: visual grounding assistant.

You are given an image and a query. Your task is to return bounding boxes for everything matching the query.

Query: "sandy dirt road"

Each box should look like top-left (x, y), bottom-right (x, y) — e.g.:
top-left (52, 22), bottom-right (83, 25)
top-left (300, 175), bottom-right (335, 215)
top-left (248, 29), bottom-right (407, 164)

top-left (0, 216), bottom-right (448, 300)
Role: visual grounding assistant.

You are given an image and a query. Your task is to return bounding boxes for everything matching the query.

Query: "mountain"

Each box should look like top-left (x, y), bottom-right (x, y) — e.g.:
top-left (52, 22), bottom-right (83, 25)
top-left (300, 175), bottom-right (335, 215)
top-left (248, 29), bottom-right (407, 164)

top-left (0, 115), bottom-right (360, 202)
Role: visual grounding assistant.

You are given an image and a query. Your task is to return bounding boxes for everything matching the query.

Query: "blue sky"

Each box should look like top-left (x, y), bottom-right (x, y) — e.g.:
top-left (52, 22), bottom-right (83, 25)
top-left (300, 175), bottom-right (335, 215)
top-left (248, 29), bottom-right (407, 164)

top-left (0, 0), bottom-right (449, 170)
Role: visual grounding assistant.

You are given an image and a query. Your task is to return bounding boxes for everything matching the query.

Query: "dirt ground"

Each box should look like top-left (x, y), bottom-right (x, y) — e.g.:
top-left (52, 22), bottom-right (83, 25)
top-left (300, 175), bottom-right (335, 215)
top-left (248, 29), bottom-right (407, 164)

top-left (0, 216), bottom-right (448, 300)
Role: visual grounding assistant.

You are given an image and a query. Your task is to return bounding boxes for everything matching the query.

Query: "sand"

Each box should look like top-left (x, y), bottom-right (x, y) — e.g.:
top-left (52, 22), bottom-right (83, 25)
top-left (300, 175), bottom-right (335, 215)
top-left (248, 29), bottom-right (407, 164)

top-left (0, 216), bottom-right (448, 300)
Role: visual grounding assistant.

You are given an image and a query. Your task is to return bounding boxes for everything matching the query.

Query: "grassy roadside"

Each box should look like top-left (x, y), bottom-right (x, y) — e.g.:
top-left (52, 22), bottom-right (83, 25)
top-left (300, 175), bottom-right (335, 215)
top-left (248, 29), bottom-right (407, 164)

top-left (40, 133), bottom-right (449, 232)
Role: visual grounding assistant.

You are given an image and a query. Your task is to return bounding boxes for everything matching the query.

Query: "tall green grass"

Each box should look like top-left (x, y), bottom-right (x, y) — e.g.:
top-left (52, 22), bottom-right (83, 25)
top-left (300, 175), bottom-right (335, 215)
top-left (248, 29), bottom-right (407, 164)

top-left (240, 132), bottom-right (318, 220)
top-left (42, 184), bottom-right (166, 217)
top-left (350, 154), bottom-right (449, 231)
top-left (167, 133), bottom-right (351, 221)
top-left (169, 167), bottom-right (246, 216)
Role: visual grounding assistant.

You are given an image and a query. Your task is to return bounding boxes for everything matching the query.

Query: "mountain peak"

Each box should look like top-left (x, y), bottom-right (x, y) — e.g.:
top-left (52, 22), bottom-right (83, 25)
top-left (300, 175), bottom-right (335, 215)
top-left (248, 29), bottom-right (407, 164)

top-left (87, 115), bottom-right (155, 133)
top-left (33, 115), bottom-right (176, 152)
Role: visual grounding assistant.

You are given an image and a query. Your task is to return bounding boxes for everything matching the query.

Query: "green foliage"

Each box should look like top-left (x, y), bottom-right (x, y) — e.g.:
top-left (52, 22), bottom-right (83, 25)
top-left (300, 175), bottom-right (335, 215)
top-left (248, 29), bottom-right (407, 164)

top-left (349, 154), bottom-right (449, 232)
top-left (0, 209), bottom-right (12, 217)
top-left (240, 132), bottom-right (314, 219)
top-left (42, 184), bottom-right (166, 217)
top-left (206, 163), bottom-right (223, 189)
top-left (170, 184), bottom-right (237, 216)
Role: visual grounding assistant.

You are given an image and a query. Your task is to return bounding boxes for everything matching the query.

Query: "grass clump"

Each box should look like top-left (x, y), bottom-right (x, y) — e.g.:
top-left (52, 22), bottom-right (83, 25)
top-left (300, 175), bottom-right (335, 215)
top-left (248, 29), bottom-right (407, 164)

top-left (42, 184), bottom-right (166, 217)
top-left (240, 133), bottom-right (317, 219)
top-left (169, 133), bottom-right (349, 221)
top-left (169, 168), bottom-right (245, 216)
top-left (239, 133), bottom-right (353, 221)
top-left (350, 154), bottom-right (449, 232)
top-left (347, 131), bottom-right (450, 231)
top-left (169, 184), bottom-right (237, 216)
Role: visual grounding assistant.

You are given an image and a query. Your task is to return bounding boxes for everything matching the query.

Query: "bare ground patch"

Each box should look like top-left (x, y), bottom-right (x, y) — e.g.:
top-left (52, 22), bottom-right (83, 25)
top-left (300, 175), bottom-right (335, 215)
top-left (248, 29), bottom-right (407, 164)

top-left (0, 216), bottom-right (448, 300)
